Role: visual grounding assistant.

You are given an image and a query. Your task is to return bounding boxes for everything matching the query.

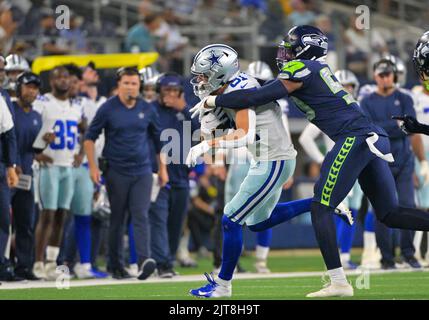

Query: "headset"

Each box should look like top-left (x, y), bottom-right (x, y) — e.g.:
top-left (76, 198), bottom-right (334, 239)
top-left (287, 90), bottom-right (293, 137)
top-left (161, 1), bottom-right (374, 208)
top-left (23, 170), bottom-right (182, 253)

top-left (373, 58), bottom-right (398, 83)
top-left (115, 66), bottom-right (140, 82)
top-left (16, 72), bottom-right (41, 98)
top-left (155, 71), bottom-right (183, 94)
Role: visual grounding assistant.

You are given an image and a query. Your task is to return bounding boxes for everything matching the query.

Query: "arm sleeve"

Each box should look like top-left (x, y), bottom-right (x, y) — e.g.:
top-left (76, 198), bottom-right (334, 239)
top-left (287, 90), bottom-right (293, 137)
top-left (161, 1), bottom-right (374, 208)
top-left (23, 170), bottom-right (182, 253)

top-left (84, 103), bottom-right (108, 142)
top-left (298, 123), bottom-right (325, 164)
top-left (215, 79), bottom-right (289, 109)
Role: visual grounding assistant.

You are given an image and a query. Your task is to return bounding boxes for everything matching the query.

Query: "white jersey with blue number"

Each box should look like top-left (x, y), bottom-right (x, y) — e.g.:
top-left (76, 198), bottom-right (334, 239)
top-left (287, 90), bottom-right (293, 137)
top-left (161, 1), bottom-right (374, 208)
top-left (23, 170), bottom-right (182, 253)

top-left (413, 86), bottom-right (429, 153)
top-left (34, 93), bottom-right (83, 167)
top-left (222, 72), bottom-right (297, 162)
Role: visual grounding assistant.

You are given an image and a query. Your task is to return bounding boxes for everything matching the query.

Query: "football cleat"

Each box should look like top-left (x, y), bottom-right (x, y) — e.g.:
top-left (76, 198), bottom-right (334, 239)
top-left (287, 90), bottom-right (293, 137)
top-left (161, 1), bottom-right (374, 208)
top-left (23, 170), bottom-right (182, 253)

top-left (306, 282), bottom-right (354, 298)
top-left (74, 263), bottom-right (95, 279)
top-left (33, 262), bottom-right (47, 280)
top-left (255, 260), bottom-right (271, 273)
top-left (189, 272), bottom-right (231, 298)
top-left (341, 260), bottom-right (358, 270)
top-left (334, 203), bottom-right (354, 226)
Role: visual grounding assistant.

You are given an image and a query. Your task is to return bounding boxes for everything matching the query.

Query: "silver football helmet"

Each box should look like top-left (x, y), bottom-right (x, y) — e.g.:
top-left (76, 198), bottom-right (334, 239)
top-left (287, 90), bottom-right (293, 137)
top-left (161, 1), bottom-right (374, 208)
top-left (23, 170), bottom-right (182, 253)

top-left (139, 65), bottom-right (160, 86)
top-left (191, 44), bottom-right (240, 99)
top-left (5, 54), bottom-right (30, 91)
top-left (246, 61), bottom-right (274, 81)
top-left (334, 69), bottom-right (360, 98)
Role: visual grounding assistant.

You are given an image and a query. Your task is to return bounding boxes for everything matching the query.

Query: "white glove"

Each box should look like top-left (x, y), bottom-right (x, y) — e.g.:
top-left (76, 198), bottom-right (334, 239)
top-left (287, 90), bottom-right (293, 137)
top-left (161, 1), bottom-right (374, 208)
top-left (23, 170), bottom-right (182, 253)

top-left (420, 160), bottom-right (429, 185)
top-left (190, 96), bottom-right (217, 120)
top-left (190, 97), bottom-right (209, 120)
top-left (185, 140), bottom-right (211, 167)
top-left (201, 107), bottom-right (229, 139)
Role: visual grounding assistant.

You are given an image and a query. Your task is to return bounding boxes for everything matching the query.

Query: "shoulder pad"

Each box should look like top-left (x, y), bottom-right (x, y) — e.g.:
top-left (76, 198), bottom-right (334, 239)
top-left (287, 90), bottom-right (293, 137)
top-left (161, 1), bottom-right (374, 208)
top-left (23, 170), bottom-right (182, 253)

top-left (278, 60), bottom-right (310, 80)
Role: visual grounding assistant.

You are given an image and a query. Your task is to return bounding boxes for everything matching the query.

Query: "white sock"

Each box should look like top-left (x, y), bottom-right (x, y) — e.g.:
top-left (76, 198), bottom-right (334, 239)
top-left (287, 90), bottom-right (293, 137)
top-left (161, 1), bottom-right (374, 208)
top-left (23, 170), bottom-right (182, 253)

top-left (327, 267), bottom-right (348, 286)
top-left (46, 246), bottom-right (60, 262)
top-left (217, 277), bottom-right (232, 288)
top-left (255, 245), bottom-right (269, 261)
top-left (340, 253), bottom-right (351, 263)
top-left (363, 232), bottom-right (376, 251)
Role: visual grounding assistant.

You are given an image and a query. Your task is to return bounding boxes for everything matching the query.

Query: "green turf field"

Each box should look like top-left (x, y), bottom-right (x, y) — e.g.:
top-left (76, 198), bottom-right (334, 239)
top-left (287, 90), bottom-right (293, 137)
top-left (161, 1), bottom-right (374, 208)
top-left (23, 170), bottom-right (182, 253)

top-left (1, 250), bottom-right (429, 300)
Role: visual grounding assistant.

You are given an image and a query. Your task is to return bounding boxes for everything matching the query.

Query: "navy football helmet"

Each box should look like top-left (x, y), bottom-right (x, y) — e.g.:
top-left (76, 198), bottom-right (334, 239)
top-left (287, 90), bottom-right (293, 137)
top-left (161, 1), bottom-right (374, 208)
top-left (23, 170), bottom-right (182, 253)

top-left (276, 25), bottom-right (328, 70)
top-left (413, 31), bottom-right (429, 80)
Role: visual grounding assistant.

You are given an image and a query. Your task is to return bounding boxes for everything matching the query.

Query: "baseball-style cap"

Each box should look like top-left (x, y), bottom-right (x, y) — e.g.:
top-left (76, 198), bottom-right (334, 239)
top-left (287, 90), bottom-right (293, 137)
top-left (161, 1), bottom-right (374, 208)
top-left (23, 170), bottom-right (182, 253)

top-left (374, 59), bottom-right (396, 76)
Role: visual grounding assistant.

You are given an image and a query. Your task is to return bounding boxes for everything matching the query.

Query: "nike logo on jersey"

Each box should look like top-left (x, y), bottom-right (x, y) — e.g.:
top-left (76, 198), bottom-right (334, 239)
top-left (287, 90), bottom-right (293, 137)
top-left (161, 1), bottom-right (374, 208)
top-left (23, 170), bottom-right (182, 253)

top-left (240, 83), bottom-right (248, 89)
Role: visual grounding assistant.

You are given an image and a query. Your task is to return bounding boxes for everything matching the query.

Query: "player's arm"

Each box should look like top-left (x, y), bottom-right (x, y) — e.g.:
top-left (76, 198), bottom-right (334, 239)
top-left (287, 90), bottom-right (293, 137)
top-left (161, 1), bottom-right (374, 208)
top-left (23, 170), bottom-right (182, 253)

top-left (298, 123), bottom-right (325, 164)
top-left (84, 104), bottom-right (108, 184)
top-left (186, 108), bottom-right (256, 166)
top-left (209, 108), bottom-right (255, 149)
top-left (392, 115), bottom-right (429, 135)
top-left (74, 117), bottom-right (88, 167)
top-left (204, 79), bottom-right (302, 110)
top-left (0, 95), bottom-right (18, 187)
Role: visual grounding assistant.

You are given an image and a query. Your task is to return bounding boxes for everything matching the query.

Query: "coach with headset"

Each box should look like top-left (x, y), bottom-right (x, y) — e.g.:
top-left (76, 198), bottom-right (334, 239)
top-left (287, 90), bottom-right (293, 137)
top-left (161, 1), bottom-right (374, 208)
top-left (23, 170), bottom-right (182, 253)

top-left (149, 72), bottom-right (200, 273)
top-left (11, 72), bottom-right (42, 280)
top-left (84, 67), bottom-right (168, 280)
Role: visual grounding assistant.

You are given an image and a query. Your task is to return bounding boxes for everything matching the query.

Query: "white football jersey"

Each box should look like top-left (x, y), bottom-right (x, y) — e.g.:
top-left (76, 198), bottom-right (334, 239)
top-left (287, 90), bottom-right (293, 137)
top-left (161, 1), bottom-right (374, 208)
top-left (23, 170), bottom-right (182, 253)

top-left (413, 86), bottom-right (429, 153)
top-left (33, 93), bottom-right (83, 167)
top-left (222, 72), bottom-right (297, 162)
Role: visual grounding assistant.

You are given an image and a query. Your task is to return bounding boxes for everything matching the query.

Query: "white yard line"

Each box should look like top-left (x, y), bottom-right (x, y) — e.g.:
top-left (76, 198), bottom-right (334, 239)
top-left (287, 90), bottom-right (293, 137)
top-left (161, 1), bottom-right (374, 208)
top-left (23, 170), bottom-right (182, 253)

top-left (0, 268), bottom-right (427, 290)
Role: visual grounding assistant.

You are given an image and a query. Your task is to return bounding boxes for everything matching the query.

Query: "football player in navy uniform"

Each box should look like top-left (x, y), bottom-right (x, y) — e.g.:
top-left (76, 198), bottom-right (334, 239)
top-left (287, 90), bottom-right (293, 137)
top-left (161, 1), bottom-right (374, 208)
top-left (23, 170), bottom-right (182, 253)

top-left (192, 25), bottom-right (429, 297)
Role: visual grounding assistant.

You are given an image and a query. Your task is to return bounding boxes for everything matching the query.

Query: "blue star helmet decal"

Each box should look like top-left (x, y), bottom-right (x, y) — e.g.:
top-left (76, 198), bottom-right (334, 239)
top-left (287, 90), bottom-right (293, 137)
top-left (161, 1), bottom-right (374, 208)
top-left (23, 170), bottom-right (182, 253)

top-left (206, 50), bottom-right (223, 68)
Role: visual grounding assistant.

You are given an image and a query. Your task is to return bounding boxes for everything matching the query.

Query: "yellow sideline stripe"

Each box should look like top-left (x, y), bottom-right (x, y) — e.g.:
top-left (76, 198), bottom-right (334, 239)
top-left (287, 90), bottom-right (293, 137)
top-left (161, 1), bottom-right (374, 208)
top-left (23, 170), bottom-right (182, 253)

top-left (31, 52), bottom-right (159, 74)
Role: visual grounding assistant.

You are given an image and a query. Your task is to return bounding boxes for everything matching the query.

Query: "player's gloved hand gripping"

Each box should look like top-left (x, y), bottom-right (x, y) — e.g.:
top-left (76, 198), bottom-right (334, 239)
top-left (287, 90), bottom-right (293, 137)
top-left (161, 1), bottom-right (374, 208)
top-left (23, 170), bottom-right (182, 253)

top-left (186, 108), bottom-right (256, 167)
top-left (392, 115), bottom-right (429, 135)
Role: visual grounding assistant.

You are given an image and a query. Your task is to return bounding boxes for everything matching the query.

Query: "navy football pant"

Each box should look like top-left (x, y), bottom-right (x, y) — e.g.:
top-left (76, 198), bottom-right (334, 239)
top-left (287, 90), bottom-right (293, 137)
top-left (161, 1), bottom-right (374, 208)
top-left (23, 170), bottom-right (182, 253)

top-left (312, 135), bottom-right (429, 270)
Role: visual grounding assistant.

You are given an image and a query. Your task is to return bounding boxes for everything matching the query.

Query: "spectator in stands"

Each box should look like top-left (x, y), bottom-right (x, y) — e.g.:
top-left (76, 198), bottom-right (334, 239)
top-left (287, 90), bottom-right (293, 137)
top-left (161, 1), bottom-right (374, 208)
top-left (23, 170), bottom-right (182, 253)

top-left (192, 0), bottom-right (229, 26)
top-left (155, 7), bottom-right (188, 72)
top-left (288, 0), bottom-right (316, 27)
top-left (125, 13), bottom-right (161, 53)
top-left (19, 0), bottom-right (45, 35)
top-left (38, 7), bottom-right (70, 55)
top-left (315, 14), bottom-right (338, 70)
top-left (0, 2), bottom-right (18, 56)
top-left (344, 15), bottom-right (388, 78)
top-left (59, 12), bottom-right (88, 53)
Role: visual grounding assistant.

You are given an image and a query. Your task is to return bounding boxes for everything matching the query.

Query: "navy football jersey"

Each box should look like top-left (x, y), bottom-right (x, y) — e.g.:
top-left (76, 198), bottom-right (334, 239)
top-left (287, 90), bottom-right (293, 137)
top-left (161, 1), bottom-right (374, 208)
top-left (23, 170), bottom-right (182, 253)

top-left (278, 59), bottom-right (386, 141)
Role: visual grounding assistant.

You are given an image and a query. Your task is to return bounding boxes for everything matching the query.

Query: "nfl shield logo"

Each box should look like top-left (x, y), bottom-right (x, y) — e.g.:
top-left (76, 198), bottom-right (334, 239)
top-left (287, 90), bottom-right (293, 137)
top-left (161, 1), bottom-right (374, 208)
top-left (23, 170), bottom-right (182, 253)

top-left (138, 112), bottom-right (145, 119)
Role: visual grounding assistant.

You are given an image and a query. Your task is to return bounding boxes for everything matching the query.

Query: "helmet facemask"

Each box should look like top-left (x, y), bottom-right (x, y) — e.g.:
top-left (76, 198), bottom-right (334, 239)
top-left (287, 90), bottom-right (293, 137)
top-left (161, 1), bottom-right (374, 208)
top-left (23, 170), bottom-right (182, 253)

top-left (190, 70), bottom-right (220, 100)
top-left (276, 41), bottom-right (295, 71)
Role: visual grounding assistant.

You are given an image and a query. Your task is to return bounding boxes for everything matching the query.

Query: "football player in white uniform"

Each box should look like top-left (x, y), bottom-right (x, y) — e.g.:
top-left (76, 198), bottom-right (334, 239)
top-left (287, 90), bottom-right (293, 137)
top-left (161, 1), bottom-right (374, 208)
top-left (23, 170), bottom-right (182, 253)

top-left (187, 45), bottom-right (299, 298)
top-left (32, 66), bottom-right (84, 280)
